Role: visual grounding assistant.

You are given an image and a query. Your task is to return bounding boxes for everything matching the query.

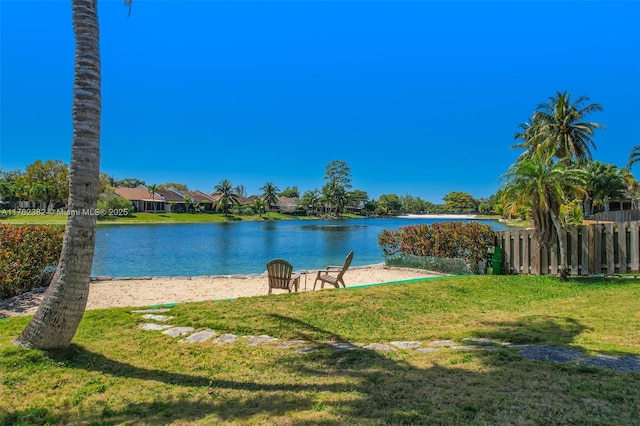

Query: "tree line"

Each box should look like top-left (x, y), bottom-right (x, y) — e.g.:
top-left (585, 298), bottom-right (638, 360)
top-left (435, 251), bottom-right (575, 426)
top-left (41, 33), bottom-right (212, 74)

top-left (1, 159), bottom-right (500, 216)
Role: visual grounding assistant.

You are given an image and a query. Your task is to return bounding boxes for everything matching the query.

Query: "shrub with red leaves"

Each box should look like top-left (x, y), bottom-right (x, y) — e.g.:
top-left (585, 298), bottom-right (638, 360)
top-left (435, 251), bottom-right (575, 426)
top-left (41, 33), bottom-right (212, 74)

top-left (378, 222), bottom-right (494, 269)
top-left (0, 224), bottom-right (64, 300)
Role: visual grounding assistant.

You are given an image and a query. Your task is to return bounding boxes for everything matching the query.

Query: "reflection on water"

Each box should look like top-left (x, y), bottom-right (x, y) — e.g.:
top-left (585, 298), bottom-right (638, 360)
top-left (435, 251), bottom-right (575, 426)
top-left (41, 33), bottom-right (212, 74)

top-left (92, 217), bottom-right (510, 277)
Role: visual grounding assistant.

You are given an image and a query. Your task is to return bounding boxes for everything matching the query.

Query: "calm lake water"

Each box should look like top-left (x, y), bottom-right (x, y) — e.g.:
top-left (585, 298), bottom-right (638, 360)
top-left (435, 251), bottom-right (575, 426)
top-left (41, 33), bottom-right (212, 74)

top-left (92, 217), bottom-right (511, 277)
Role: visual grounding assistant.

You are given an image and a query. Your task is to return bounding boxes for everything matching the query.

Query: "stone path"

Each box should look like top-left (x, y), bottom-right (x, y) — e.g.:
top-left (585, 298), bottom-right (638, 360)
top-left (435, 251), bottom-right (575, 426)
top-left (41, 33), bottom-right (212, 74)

top-left (132, 309), bottom-right (640, 373)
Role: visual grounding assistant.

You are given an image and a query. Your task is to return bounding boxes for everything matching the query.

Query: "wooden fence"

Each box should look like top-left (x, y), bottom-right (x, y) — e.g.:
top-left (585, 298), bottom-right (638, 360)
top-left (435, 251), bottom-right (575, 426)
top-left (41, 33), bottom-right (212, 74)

top-left (494, 221), bottom-right (640, 276)
top-left (589, 210), bottom-right (640, 223)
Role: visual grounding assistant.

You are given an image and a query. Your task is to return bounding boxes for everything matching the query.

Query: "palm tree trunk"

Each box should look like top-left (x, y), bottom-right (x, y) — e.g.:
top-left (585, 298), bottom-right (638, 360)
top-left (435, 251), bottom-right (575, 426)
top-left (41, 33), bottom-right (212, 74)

top-left (549, 210), bottom-right (569, 280)
top-left (14, 0), bottom-right (101, 349)
top-left (584, 198), bottom-right (593, 217)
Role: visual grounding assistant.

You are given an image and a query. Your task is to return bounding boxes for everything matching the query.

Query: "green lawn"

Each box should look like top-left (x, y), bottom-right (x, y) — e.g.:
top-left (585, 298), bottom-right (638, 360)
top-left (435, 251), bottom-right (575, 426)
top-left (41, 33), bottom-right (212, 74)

top-left (1, 275), bottom-right (639, 425)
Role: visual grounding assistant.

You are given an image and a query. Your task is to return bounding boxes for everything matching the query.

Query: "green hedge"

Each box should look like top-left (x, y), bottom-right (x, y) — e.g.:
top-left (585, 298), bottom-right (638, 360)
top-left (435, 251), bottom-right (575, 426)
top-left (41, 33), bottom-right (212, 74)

top-left (0, 224), bottom-right (64, 300)
top-left (378, 222), bottom-right (494, 273)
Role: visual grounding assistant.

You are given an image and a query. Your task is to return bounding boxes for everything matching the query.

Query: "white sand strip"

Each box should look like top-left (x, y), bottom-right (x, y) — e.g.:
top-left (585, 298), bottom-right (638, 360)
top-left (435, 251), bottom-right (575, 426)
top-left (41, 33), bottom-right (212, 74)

top-left (0, 265), bottom-right (442, 317)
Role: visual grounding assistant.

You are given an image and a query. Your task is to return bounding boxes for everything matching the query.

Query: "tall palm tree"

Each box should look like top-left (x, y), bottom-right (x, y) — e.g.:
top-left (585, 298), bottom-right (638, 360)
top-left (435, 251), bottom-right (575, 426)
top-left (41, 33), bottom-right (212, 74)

top-left (147, 184), bottom-right (158, 213)
top-left (13, 183), bottom-right (27, 209)
top-left (14, 0), bottom-right (107, 349)
top-left (583, 161), bottom-right (627, 216)
top-left (183, 195), bottom-right (194, 213)
top-left (621, 167), bottom-right (640, 210)
top-left (0, 181), bottom-right (14, 207)
top-left (29, 182), bottom-right (55, 211)
top-left (301, 189), bottom-right (321, 216)
top-left (234, 184), bottom-right (247, 198)
top-left (500, 150), bottom-right (587, 279)
top-left (214, 179), bottom-right (239, 216)
top-left (512, 115), bottom-right (545, 161)
top-left (252, 198), bottom-right (265, 218)
top-left (627, 146), bottom-right (640, 170)
top-left (261, 182), bottom-right (279, 213)
top-left (533, 91), bottom-right (605, 163)
top-left (333, 185), bottom-right (348, 214)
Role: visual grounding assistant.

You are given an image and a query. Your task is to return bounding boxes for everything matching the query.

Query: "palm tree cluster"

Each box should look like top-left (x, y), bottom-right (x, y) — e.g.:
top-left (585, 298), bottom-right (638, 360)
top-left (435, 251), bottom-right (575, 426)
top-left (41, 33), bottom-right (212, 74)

top-left (500, 91), bottom-right (635, 279)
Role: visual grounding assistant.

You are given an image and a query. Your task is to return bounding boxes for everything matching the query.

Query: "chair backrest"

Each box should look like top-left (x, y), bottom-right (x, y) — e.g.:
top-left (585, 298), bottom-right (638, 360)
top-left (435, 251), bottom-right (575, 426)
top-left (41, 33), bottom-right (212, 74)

top-left (336, 251), bottom-right (354, 279)
top-left (267, 258), bottom-right (294, 289)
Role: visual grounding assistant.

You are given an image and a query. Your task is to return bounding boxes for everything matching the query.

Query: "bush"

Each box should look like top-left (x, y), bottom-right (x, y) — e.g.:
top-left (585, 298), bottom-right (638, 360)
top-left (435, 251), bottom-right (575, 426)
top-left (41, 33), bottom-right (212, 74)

top-left (378, 222), bottom-right (494, 272)
top-left (0, 224), bottom-right (64, 300)
top-left (241, 205), bottom-right (255, 216)
top-left (97, 193), bottom-right (133, 216)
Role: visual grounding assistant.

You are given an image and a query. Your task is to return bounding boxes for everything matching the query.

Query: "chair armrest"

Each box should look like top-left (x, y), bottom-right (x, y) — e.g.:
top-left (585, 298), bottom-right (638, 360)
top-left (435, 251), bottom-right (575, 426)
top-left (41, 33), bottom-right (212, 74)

top-left (316, 268), bottom-right (339, 277)
top-left (326, 266), bottom-right (342, 271)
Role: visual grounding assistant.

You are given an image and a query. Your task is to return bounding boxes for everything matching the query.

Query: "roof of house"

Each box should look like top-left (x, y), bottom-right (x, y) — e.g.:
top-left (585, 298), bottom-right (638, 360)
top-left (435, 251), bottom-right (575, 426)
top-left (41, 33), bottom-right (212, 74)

top-left (155, 188), bottom-right (184, 202)
top-left (237, 195), bottom-right (254, 204)
top-left (277, 196), bottom-right (299, 208)
top-left (186, 190), bottom-right (217, 203)
top-left (114, 185), bottom-right (164, 201)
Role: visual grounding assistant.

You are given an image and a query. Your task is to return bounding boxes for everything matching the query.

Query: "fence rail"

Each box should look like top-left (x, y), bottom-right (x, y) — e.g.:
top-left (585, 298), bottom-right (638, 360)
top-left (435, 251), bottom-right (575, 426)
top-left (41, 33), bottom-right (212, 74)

top-left (589, 210), bottom-right (640, 223)
top-left (494, 221), bottom-right (640, 276)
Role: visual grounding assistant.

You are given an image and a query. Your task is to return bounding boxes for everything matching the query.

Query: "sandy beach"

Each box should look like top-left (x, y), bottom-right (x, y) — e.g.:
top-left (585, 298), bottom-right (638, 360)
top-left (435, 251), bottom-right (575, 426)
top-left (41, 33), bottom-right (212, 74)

top-left (0, 265), bottom-right (442, 318)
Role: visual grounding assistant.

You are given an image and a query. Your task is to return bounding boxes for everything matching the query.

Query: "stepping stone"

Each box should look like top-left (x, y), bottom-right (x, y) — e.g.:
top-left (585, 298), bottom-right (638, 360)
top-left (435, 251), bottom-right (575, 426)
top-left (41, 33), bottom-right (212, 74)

top-left (481, 346), bottom-right (500, 350)
top-left (364, 343), bottom-right (396, 352)
top-left (297, 347), bottom-right (318, 354)
top-left (518, 345), bottom-right (582, 363)
top-left (415, 347), bottom-right (438, 354)
top-left (390, 341), bottom-right (422, 349)
top-left (247, 335), bottom-right (278, 346)
top-left (500, 342), bottom-right (531, 348)
top-left (132, 309), bottom-right (171, 313)
top-left (580, 355), bottom-right (640, 372)
top-left (163, 327), bottom-right (195, 337)
top-left (181, 329), bottom-right (216, 343)
top-left (328, 342), bottom-right (359, 351)
top-left (212, 333), bottom-right (238, 344)
top-left (276, 340), bottom-right (308, 348)
top-left (139, 323), bottom-right (171, 331)
top-left (141, 314), bottom-right (174, 322)
top-left (428, 340), bottom-right (455, 347)
top-left (463, 338), bottom-right (494, 345)
top-left (451, 345), bottom-right (480, 350)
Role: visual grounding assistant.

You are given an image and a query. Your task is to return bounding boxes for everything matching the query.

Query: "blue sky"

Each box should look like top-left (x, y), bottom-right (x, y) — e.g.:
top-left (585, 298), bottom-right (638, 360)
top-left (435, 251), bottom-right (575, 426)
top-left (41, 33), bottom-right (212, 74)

top-left (1, 1), bottom-right (639, 203)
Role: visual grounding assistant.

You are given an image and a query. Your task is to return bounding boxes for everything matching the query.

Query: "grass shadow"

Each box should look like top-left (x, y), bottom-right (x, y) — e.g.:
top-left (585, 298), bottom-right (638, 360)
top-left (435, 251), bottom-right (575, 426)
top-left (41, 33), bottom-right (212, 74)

top-left (3, 312), bottom-right (639, 424)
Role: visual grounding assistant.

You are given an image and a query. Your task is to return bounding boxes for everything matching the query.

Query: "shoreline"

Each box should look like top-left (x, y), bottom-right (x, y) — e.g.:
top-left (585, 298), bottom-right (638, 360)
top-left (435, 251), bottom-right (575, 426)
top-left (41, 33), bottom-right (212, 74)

top-left (1, 264), bottom-right (444, 318)
top-left (399, 214), bottom-right (478, 219)
top-left (0, 213), bottom-right (501, 226)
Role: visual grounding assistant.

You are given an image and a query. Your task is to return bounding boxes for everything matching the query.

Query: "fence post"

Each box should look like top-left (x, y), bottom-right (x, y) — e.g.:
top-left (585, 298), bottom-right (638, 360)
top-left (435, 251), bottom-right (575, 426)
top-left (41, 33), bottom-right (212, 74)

top-left (618, 222), bottom-right (628, 273)
top-left (580, 225), bottom-right (589, 275)
top-left (504, 233), bottom-right (512, 274)
top-left (570, 226), bottom-right (579, 275)
top-left (632, 222), bottom-right (640, 273)
top-left (523, 231), bottom-right (531, 274)
top-left (590, 225), bottom-right (600, 274)
top-left (512, 231), bottom-right (521, 274)
top-left (605, 223), bottom-right (615, 274)
top-left (531, 234), bottom-right (540, 275)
